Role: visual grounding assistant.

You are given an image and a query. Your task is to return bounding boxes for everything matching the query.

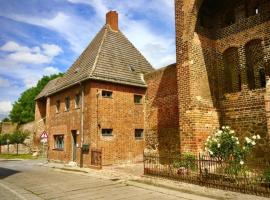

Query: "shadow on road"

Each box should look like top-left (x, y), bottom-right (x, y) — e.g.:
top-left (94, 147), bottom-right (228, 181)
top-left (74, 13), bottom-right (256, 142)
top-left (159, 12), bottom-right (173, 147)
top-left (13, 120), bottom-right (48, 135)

top-left (0, 167), bottom-right (20, 179)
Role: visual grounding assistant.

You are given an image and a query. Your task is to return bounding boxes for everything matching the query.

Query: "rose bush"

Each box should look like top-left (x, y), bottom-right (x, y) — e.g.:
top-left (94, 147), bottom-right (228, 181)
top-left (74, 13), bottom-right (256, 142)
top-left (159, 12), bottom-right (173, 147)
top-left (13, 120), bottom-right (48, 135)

top-left (204, 126), bottom-right (260, 165)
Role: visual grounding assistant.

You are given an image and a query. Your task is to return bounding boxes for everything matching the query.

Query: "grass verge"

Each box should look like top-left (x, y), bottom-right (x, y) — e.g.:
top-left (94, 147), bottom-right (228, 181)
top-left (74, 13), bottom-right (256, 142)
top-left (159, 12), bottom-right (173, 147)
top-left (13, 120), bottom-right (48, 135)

top-left (0, 154), bottom-right (36, 160)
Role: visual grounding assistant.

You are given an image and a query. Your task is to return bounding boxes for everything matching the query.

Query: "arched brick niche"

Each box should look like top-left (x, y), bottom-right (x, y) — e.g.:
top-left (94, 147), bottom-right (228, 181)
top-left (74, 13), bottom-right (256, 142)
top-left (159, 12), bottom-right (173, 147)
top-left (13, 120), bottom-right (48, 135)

top-left (223, 47), bottom-right (241, 93)
top-left (245, 39), bottom-right (265, 89)
top-left (174, 0), bottom-right (270, 154)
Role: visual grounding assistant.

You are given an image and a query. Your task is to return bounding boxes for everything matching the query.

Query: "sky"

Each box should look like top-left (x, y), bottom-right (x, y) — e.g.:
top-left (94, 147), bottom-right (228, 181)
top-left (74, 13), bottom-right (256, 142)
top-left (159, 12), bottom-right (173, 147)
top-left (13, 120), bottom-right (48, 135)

top-left (0, 0), bottom-right (176, 120)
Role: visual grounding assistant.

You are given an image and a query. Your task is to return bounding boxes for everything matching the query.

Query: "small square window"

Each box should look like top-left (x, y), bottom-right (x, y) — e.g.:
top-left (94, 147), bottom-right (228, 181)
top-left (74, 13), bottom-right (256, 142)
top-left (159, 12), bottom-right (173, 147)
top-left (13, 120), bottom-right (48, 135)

top-left (56, 100), bottom-right (60, 113)
top-left (135, 129), bottom-right (143, 139)
top-left (75, 94), bottom-right (81, 108)
top-left (102, 90), bottom-right (113, 98)
top-left (54, 135), bottom-right (64, 149)
top-left (134, 95), bottom-right (143, 104)
top-left (102, 129), bottom-right (113, 136)
top-left (65, 97), bottom-right (70, 111)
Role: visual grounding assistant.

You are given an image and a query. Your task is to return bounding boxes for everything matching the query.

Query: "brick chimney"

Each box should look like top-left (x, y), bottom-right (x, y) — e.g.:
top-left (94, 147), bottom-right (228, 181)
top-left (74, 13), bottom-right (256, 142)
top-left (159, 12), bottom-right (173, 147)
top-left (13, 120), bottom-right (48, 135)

top-left (106, 11), bottom-right (119, 31)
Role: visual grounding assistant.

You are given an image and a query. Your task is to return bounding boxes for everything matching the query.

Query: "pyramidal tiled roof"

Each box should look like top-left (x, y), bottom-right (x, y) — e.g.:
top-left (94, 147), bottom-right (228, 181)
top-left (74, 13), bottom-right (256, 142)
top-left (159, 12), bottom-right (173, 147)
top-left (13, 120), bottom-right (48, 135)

top-left (36, 12), bottom-right (154, 99)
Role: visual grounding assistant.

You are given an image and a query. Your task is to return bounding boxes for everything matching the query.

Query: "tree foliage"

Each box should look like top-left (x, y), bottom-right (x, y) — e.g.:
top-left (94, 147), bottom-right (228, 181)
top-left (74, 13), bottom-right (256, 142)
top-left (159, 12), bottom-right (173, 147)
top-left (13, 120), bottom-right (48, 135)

top-left (0, 134), bottom-right (11, 145)
top-left (9, 73), bottom-right (63, 124)
top-left (2, 118), bottom-right (11, 122)
top-left (9, 130), bottom-right (30, 145)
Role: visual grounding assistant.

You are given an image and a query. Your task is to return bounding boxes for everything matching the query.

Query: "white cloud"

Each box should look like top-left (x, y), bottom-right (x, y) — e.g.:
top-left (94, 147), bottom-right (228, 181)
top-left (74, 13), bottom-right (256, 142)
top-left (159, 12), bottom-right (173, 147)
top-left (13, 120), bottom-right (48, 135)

top-left (44, 66), bottom-right (60, 75)
top-left (0, 42), bottom-right (62, 89)
top-left (0, 101), bottom-right (12, 114)
top-left (0, 41), bottom-right (62, 65)
top-left (42, 44), bottom-right (63, 57)
top-left (7, 51), bottom-right (51, 64)
top-left (0, 1), bottom-right (175, 68)
top-left (0, 41), bottom-right (30, 52)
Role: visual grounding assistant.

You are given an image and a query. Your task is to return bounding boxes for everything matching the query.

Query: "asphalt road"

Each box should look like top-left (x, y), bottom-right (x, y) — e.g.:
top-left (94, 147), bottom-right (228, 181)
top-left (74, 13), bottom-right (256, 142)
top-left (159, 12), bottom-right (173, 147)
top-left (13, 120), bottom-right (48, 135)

top-left (0, 159), bottom-right (215, 200)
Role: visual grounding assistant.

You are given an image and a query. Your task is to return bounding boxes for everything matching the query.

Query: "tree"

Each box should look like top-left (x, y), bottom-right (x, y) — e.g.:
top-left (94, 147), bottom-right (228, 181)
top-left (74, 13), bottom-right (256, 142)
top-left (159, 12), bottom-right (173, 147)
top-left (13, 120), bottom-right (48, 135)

top-left (2, 118), bottom-right (11, 122)
top-left (0, 134), bottom-right (11, 154)
top-left (9, 73), bottom-right (63, 124)
top-left (9, 130), bottom-right (30, 155)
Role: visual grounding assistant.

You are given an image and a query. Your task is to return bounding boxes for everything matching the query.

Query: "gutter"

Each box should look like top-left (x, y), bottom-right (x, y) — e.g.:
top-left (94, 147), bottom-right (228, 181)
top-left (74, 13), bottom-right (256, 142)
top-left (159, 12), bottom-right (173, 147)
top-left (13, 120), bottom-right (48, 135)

top-left (79, 82), bottom-right (85, 168)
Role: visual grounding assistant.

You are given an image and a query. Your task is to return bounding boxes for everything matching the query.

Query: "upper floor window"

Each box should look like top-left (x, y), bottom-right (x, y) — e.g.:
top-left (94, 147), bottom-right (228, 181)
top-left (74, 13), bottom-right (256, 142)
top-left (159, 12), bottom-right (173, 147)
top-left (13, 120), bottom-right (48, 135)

top-left (102, 90), bottom-right (113, 98)
top-left (102, 129), bottom-right (113, 136)
top-left (75, 94), bottom-right (81, 108)
top-left (65, 97), bottom-right (70, 111)
top-left (54, 135), bottom-right (64, 150)
top-left (135, 129), bottom-right (144, 139)
top-left (56, 100), bottom-right (60, 113)
top-left (134, 95), bottom-right (143, 104)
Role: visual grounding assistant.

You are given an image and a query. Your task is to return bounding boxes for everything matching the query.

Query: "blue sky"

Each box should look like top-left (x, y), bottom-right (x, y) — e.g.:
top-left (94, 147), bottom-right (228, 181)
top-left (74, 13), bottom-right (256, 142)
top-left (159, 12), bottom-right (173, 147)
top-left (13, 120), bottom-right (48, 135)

top-left (0, 0), bottom-right (175, 119)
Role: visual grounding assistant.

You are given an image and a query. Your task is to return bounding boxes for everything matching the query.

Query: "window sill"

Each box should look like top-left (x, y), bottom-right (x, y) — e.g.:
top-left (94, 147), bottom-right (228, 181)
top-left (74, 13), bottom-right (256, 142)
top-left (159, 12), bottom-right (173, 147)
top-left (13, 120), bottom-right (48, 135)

top-left (64, 110), bottom-right (70, 112)
top-left (102, 135), bottom-right (113, 137)
top-left (134, 103), bottom-right (143, 105)
top-left (135, 138), bottom-right (144, 140)
top-left (102, 96), bottom-right (113, 99)
top-left (53, 148), bottom-right (64, 151)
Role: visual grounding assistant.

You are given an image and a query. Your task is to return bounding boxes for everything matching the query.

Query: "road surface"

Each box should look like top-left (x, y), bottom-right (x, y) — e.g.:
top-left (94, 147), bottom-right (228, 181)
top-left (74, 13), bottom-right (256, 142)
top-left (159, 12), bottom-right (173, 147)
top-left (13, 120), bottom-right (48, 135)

top-left (0, 159), bottom-right (215, 200)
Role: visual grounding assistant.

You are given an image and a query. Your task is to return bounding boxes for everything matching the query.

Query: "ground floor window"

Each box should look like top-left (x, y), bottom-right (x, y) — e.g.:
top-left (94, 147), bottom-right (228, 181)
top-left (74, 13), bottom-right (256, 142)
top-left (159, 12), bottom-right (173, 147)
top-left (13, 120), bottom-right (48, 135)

top-left (54, 135), bottom-right (64, 149)
top-left (135, 129), bottom-right (143, 139)
top-left (102, 129), bottom-right (113, 136)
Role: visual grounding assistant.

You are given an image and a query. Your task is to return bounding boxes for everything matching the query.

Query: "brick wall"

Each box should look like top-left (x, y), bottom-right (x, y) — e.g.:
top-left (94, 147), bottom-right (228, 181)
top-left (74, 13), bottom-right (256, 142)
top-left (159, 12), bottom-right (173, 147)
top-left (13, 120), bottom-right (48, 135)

top-left (87, 81), bottom-right (145, 165)
top-left (0, 122), bottom-right (18, 135)
top-left (144, 64), bottom-right (180, 156)
top-left (45, 80), bottom-right (145, 166)
top-left (172, 0), bottom-right (270, 155)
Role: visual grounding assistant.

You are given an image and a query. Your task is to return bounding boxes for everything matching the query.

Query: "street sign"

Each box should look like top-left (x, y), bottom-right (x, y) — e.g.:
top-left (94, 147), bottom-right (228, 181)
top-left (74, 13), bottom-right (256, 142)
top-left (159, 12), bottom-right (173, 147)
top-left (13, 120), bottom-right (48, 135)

top-left (40, 131), bottom-right (48, 143)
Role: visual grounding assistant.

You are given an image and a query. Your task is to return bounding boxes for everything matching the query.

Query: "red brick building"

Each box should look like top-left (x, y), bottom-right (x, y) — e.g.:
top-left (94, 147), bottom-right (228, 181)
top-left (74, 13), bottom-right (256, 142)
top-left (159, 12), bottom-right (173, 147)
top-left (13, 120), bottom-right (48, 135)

top-left (145, 0), bottom-right (270, 159)
top-left (35, 11), bottom-right (153, 166)
top-left (37, 0), bottom-right (270, 166)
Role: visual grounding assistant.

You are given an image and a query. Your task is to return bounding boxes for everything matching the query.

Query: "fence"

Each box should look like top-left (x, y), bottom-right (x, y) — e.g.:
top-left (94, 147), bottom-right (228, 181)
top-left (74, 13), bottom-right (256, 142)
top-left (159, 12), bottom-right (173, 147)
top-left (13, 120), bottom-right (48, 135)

top-left (143, 153), bottom-right (270, 197)
top-left (91, 148), bottom-right (102, 169)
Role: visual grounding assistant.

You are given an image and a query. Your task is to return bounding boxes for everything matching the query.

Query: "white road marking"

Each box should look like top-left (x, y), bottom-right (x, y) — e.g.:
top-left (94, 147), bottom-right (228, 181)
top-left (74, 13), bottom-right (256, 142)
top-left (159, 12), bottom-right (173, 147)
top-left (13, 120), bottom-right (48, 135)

top-left (0, 181), bottom-right (27, 200)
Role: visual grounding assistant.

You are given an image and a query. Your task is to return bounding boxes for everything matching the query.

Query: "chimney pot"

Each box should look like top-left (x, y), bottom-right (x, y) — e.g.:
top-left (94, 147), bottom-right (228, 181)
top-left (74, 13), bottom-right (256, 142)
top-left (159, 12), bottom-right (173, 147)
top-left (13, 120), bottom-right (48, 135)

top-left (106, 11), bottom-right (119, 31)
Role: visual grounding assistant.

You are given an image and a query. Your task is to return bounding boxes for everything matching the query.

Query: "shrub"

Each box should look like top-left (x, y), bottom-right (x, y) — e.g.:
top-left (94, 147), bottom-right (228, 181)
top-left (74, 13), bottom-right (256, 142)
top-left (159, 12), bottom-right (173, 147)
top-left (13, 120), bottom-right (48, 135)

top-left (204, 126), bottom-right (261, 176)
top-left (173, 152), bottom-right (197, 170)
top-left (263, 168), bottom-right (270, 184)
top-left (204, 126), bottom-right (260, 164)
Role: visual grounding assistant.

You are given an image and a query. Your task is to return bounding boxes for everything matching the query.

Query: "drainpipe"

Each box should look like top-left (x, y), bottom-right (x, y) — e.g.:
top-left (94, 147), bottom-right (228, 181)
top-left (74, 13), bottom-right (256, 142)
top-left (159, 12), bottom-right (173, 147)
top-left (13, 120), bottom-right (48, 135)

top-left (80, 82), bottom-right (85, 168)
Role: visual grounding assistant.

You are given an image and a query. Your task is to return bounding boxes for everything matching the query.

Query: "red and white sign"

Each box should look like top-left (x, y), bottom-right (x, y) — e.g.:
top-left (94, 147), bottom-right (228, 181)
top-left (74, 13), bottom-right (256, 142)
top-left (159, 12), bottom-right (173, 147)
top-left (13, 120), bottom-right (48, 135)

top-left (40, 131), bottom-right (48, 143)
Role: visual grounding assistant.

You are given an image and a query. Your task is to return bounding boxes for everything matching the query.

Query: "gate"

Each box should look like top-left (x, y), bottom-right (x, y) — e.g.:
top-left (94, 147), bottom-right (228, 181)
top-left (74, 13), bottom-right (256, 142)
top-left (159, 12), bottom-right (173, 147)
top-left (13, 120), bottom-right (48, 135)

top-left (91, 148), bottom-right (102, 169)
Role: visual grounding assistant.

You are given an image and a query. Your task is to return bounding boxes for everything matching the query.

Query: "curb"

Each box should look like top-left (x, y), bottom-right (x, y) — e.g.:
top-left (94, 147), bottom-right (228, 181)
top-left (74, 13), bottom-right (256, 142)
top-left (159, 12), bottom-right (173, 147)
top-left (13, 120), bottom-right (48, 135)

top-left (126, 179), bottom-right (226, 200)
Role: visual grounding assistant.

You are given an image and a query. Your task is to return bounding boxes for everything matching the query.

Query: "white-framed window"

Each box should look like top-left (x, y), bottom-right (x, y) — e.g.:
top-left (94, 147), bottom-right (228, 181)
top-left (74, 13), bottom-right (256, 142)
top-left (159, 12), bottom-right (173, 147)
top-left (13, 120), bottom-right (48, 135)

top-left (102, 90), bottom-right (113, 98)
top-left (134, 95), bottom-right (143, 104)
top-left (102, 129), bottom-right (113, 136)
top-left (75, 94), bottom-right (81, 108)
top-left (65, 96), bottom-right (70, 111)
top-left (54, 135), bottom-right (64, 150)
top-left (135, 129), bottom-right (143, 139)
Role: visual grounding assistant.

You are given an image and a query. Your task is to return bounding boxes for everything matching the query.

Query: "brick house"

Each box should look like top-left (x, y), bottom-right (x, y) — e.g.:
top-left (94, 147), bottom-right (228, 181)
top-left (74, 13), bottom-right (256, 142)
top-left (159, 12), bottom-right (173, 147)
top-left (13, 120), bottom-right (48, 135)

top-left (35, 11), bottom-right (154, 166)
top-left (37, 0), bottom-right (270, 166)
top-left (145, 0), bottom-right (270, 159)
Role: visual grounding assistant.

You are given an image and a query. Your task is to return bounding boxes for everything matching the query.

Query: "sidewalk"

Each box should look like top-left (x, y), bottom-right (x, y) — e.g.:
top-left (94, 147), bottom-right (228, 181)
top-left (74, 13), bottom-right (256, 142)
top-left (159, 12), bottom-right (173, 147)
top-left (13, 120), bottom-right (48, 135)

top-left (38, 161), bottom-right (269, 200)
